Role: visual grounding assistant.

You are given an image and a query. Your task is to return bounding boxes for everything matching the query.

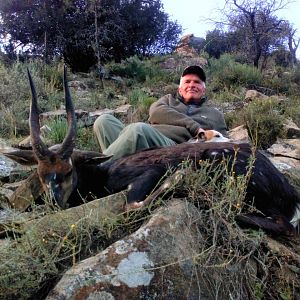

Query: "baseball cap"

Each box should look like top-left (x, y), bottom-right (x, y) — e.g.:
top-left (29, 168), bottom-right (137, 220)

top-left (181, 65), bottom-right (206, 82)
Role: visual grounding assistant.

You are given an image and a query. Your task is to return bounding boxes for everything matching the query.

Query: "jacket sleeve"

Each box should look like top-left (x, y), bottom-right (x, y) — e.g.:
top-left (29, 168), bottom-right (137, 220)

top-left (149, 96), bottom-right (201, 137)
top-left (215, 110), bottom-right (228, 137)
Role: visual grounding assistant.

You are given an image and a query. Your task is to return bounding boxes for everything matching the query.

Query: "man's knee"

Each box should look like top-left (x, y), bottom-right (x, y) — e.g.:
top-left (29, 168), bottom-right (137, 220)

top-left (126, 122), bottom-right (151, 134)
top-left (93, 114), bottom-right (115, 131)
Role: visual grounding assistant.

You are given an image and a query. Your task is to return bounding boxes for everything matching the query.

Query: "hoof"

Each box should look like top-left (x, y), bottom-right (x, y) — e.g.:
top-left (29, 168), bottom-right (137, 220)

top-left (124, 201), bottom-right (145, 211)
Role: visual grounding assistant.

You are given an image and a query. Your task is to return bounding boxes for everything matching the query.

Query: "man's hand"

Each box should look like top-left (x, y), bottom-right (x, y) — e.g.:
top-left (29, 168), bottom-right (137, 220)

top-left (196, 127), bottom-right (205, 137)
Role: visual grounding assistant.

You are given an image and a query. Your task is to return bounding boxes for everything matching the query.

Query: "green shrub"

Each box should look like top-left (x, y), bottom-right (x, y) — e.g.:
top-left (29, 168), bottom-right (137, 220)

top-left (107, 56), bottom-right (177, 85)
top-left (226, 98), bottom-right (285, 149)
top-left (46, 117), bottom-right (68, 144)
top-left (77, 124), bottom-right (99, 151)
top-left (261, 75), bottom-right (291, 95)
top-left (282, 96), bottom-right (300, 127)
top-left (128, 88), bottom-right (157, 121)
top-left (209, 54), bottom-right (263, 89)
top-left (291, 65), bottom-right (300, 85)
top-left (0, 60), bottom-right (66, 138)
top-left (46, 118), bottom-right (98, 151)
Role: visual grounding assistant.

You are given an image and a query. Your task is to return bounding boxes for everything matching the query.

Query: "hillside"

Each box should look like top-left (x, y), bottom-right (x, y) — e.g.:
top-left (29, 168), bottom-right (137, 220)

top-left (0, 52), bottom-right (300, 299)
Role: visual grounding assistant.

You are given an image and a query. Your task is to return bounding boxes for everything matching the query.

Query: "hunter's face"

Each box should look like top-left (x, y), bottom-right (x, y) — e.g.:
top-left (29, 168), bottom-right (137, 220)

top-left (178, 74), bottom-right (206, 103)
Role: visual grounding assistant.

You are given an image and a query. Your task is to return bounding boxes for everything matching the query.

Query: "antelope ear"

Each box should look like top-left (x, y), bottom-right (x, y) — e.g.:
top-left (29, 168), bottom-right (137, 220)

top-left (1, 149), bottom-right (38, 166)
top-left (197, 131), bottom-right (206, 141)
top-left (72, 149), bottom-right (112, 165)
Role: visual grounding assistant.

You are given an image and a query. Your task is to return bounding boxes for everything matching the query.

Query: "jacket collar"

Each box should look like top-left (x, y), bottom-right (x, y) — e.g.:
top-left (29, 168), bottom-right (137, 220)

top-left (177, 94), bottom-right (207, 106)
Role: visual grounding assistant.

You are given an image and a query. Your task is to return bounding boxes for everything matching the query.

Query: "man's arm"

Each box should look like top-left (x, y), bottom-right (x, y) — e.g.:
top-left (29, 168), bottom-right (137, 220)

top-left (149, 95), bottom-right (202, 137)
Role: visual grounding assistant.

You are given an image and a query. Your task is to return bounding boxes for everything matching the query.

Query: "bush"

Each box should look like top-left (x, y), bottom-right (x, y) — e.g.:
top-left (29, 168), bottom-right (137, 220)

top-left (106, 56), bottom-right (177, 85)
top-left (46, 118), bottom-right (98, 151)
top-left (291, 65), bottom-right (300, 85)
top-left (128, 88), bottom-right (157, 121)
top-left (282, 96), bottom-right (300, 127)
top-left (209, 54), bottom-right (263, 90)
top-left (225, 98), bottom-right (285, 149)
top-left (0, 60), bottom-right (66, 138)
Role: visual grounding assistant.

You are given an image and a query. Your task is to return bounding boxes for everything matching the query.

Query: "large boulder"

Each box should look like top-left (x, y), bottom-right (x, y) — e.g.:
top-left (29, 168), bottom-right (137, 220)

top-left (47, 199), bottom-right (256, 299)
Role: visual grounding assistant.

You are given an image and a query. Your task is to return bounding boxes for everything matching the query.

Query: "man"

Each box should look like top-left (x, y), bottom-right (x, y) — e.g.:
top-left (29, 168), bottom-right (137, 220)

top-left (93, 65), bottom-right (227, 160)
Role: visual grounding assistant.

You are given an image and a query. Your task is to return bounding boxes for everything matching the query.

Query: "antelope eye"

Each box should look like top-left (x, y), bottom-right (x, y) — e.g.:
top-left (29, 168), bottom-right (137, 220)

top-left (65, 170), bottom-right (73, 177)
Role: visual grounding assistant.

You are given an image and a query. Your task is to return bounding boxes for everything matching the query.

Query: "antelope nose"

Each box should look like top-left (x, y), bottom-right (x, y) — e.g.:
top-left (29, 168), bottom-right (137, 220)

top-left (49, 182), bottom-right (65, 208)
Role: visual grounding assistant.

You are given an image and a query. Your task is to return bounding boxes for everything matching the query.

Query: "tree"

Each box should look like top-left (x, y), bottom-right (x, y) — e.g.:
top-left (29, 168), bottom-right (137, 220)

top-left (220, 0), bottom-right (292, 68)
top-left (284, 22), bottom-right (300, 67)
top-left (0, 0), bottom-right (67, 62)
top-left (204, 30), bottom-right (230, 58)
top-left (0, 0), bottom-right (182, 71)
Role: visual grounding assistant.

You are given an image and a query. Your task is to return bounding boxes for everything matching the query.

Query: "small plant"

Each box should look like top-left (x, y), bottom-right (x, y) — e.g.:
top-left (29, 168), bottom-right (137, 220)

top-left (128, 88), bottom-right (157, 121)
top-left (77, 125), bottom-right (99, 151)
top-left (45, 118), bottom-right (98, 150)
top-left (225, 98), bottom-right (285, 149)
top-left (46, 117), bottom-right (68, 144)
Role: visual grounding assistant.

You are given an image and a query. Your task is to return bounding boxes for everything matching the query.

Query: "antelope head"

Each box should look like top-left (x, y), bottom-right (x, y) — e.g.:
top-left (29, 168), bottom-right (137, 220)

top-left (28, 67), bottom-right (77, 208)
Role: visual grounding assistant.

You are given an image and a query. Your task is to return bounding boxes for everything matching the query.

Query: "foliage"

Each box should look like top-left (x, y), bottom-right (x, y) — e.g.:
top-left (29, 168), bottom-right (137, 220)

top-left (0, 60), bottom-right (66, 138)
top-left (209, 54), bottom-right (263, 89)
top-left (291, 65), bottom-right (300, 86)
top-left (204, 29), bottom-right (231, 59)
top-left (106, 55), bottom-right (178, 85)
top-left (45, 117), bottom-right (68, 145)
top-left (0, 0), bottom-right (182, 71)
top-left (221, 0), bottom-right (294, 68)
top-left (225, 98), bottom-right (285, 149)
top-left (283, 96), bottom-right (300, 127)
top-left (46, 118), bottom-right (98, 151)
top-left (128, 88), bottom-right (157, 121)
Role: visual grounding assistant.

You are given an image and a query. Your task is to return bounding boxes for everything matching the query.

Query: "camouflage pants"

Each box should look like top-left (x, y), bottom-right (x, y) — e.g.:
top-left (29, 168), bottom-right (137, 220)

top-left (93, 114), bottom-right (175, 160)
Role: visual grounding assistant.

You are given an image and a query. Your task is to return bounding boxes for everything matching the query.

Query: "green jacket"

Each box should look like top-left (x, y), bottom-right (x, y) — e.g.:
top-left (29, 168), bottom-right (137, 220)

top-left (148, 94), bottom-right (228, 143)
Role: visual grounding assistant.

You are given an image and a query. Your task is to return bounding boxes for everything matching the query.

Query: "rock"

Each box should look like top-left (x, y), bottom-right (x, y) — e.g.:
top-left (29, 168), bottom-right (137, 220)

top-left (267, 139), bottom-right (300, 160)
top-left (47, 199), bottom-right (256, 299)
top-left (17, 125), bottom-right (51, 149)
top-left (267, 139), bottom-right (300, 173)
top-left (2, 181), bottom-right (24, 192)
top-left (110, 76), bottom-right (124, 85)
top-left (283, 119), bottom-right (300, 139)
top-left (68, 80), bottom-right (88, 91)
top-left (36, 105), bottom-right (134, 128)
top-left (268, 156), bottom-right (300, 172)
top-left (40, 109), bottom-right (89, 124)
top-left (113, 104), bottom-right (133, 123)
top-left (229, 124), bottom-right (250, 143)
top-left (85, 105), bottom-right (133, 127)
top-left (6, 171), bottom-right (43, 211)
top-left (161, 56), bottom-right (208, 71)
top-left (245, 90), bottom-right (268, 102)
top-left (0, 186), bottom-right (14, 204)
top-left (174, 34), bottom-right (206, 58)
top-left (0, 139), bottom-right (23, 179)
top-left (175, 34), bottom-right (198, 57)
top-left (82, 108), bottom-right (114, 127)
top-left (23, 191), bottom-right (126, 234)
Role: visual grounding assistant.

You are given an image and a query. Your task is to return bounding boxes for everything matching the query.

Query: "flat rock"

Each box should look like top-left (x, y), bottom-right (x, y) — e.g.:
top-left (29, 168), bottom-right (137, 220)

top-left (267, 139), bottom-right (300, 160)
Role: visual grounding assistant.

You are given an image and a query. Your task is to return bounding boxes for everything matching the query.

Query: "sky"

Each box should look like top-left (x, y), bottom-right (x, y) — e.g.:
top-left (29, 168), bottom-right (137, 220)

top-left (161, 0), bottom-right (300, 58)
